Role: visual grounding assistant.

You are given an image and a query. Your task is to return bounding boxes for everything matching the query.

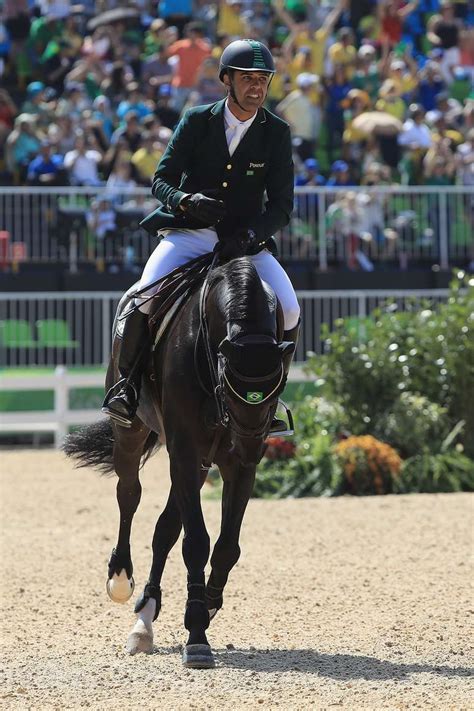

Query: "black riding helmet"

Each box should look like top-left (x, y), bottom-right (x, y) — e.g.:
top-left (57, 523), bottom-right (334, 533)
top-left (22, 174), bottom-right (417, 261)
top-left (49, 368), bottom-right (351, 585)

top-left (219, 39), bottom-right (275, 81)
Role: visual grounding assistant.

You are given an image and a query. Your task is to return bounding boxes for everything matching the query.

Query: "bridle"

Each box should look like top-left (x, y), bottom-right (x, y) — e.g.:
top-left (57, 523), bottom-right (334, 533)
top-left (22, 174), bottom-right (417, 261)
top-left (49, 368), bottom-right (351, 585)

top-left (198, 255), bottom-right (285, 466)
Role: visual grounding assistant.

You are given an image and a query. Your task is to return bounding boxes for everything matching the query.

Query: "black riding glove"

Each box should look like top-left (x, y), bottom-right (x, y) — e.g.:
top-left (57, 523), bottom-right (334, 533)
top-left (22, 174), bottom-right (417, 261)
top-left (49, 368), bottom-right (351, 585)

top-left (181, 193), bottom-right (226, 223)
top-left (215, 228), bottom-right (258, 262)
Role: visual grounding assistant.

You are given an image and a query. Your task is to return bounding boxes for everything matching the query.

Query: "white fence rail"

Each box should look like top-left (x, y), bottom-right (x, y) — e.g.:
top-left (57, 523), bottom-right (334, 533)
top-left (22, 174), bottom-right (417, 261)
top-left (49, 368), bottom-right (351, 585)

top-left (0, 365), bottom-right (310, 448)
top-left (0, 366), bottom-right (105, 447)
top-left (0, 289), bottom-right (452, 368)
top-left (0, 186), bottom-right (472, 270)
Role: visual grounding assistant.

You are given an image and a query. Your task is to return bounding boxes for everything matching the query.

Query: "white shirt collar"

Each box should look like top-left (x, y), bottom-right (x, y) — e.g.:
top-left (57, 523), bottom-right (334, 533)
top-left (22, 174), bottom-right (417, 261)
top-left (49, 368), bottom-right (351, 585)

top-left (224, 99), bottom-right (258, 130)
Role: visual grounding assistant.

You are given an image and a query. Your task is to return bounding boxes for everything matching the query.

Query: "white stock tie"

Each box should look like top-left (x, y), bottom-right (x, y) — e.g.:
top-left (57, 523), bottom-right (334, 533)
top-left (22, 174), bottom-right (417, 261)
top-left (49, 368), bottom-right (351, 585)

top-left (228, 122), bottom-right (246, 157)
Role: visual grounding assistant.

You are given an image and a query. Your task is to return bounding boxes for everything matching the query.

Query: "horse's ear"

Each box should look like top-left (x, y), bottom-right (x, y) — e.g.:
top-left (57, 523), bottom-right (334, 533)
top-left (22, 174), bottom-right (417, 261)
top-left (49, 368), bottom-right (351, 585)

top-left (219, 337), bottom-right (243, 359)
top-left (278, 341), bottom-right (295, 359)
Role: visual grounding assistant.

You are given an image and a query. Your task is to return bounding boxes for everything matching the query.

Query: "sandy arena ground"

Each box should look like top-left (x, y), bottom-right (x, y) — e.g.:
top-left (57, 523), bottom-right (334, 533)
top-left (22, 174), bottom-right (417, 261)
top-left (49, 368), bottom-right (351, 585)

top-left (0, 449), bottom-right (473, 710)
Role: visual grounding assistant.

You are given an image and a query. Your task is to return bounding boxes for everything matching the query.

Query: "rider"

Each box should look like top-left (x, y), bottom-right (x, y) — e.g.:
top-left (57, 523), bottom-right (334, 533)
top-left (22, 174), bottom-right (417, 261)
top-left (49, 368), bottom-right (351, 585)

top-left (103, 39), bottom-right (300, 429)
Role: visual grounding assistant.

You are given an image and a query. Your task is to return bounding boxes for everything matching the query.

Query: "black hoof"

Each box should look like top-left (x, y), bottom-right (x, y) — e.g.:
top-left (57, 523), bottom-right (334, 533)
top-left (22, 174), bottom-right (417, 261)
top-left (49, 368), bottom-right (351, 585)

top-left (182, 644), bottom-right (215, 669)
top-left (108, 548), bottom-right (133, 579)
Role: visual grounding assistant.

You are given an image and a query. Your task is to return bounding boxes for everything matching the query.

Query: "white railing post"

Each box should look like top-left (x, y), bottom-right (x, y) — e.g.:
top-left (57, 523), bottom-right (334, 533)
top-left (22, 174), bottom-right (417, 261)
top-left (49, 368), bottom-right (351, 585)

top-left (438, 191), bottom-right (449, 270)
top-left (318, 191), bottom-right (327, 271)
top-left (54, 365), bottom-right (68, 448)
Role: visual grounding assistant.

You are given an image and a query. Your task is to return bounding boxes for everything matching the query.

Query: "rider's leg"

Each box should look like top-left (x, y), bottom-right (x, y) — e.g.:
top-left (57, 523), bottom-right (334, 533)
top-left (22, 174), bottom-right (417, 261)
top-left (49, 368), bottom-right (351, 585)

top-left (103, 229), bottom-right (217, 426)
top-left (252, 249), bottom-right (301, 433)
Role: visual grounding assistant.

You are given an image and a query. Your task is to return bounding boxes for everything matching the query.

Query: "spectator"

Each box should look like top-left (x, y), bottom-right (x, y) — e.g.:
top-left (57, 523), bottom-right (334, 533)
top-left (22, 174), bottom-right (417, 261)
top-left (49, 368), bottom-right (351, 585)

top-left (0, 89), bottom-right (17, 146)
top-left (26, 139), bottom-right (66, 185)
top-left (377, 0), bottom-right (420, 48)
top-left (143, 19), bottom-right (167, 58)
top-left (427, 0), bottom-right (462, 83)
top-left (41, 38), bottom-right (74, 94)
top-left (352, 44), bottom-right (381, 101)
top-left (456, 128), bottom-right (474, 186)
top-left (4, 113), bottom-right (40, 181)
top-left (117, 82), bottom-right (153, 123)
top-left (295, 157), bottom-right (326, 187)
top-left (105, 161), bottom-right (136, 204)
top-left (158, 0), bottom-right (193, 38)
top-left (110, 110), bottom-right (142, 152)
top-left (376, 79), bottom-right (406, 121)
top-left (166, 21), bottom-right (211, 111)
top-left (91, 95), bottom-right (114, 142)
top-left (417, 61), bottom-right (446, 111)
top-left (326, 160), bottom-right (356, 187)
top-left (86, 197), bottom-right (118, 272)
top-left (323, 65), bottom-right (352, 162)
top-left (194, 57), bottom-right (225, 105)
top-left (398, 103), bottom-right (433, 149)
top-left (131, 132), bottom-right (165, 186)
top-left (216, 0), bottom-right (247, 39)
top-left (327, 27), bottom-right (357, 79)
top-left (64, 132), bottom-right (102, 186)
top-left (274, 0), bottom-right (346, 80)
top-left (386, 57), bottom-right (418, 102)
top-left (154, 84), bottom-right (180, 130)
top-left (142, 45), bottom-right (173, 93)
top-left (276, 72), bottom-right (321, 161)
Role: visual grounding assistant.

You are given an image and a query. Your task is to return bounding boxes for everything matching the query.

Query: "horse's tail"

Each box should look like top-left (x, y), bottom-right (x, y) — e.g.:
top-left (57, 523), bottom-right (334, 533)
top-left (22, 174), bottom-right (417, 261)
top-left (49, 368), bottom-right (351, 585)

top-left (63, 420), bottom-right (160, 476)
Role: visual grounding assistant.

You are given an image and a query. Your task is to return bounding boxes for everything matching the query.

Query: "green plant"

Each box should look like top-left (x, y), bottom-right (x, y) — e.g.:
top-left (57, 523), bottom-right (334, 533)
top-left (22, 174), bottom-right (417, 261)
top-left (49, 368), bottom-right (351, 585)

top-left (255, 434), bottom-right (342, 498)
top-left (374, 391), bottom-right (452, 458)
top-left (397, 450), bottom-right (474, 493)
top-left (305, 272), bottom-right (474, 456)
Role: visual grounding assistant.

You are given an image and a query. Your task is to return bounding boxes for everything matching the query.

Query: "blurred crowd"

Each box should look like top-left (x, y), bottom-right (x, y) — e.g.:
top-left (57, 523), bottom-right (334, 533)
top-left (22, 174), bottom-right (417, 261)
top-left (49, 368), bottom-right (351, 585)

top-left (0, 0), bottom-right (472, 192)
top-left (0, 0), bottom-right (473, 272)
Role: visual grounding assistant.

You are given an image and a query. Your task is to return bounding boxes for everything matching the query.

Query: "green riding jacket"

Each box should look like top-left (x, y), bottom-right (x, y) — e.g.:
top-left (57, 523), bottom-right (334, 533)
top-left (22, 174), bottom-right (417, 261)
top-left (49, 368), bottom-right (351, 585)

top-left (139, 98), bottom-right (294, 254)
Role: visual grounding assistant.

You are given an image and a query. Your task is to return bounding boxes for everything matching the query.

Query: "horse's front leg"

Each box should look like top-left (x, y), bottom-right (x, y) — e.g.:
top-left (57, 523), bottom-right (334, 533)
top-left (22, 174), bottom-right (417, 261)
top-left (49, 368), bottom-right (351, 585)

top-left (168, 440), bottom-right (213, 668)
top-left (106, 421), bottom-right (149, 604)
top-left (126, 468), bottom-right (208, 655)
top-left (206, 462), bottom-right (256, 620)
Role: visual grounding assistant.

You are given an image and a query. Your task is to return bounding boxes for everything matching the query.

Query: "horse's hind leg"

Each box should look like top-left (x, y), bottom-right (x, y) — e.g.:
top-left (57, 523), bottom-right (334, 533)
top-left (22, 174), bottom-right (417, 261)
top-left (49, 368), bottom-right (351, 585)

top-left (106, 419), bottom-right (150, 604)
top-left (206, 463), bottom-right (256, 620)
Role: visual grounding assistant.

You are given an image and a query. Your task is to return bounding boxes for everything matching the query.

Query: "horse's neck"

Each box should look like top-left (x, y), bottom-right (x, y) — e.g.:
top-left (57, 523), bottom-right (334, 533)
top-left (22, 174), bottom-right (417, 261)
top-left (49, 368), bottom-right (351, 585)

top-left (208, 284), bottom-right (276, 346)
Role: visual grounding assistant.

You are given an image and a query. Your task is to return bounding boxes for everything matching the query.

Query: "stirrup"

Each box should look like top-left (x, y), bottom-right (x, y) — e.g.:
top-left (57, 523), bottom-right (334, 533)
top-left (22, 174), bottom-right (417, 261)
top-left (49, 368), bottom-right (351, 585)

top-left (102, 378), bottom-right (138, 428)
top-left (269, 399), bottom-right (294, 437)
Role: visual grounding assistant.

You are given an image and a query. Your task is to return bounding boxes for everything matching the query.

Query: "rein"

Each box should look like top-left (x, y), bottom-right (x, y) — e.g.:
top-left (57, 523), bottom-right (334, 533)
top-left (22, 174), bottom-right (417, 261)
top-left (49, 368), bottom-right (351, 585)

top-left (199, 253), bottom-right (229, 468)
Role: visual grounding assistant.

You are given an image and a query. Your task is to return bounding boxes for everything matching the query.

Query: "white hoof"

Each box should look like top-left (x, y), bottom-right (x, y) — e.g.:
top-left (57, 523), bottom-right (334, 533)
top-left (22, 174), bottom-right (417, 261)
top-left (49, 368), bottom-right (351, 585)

top-left (106, 570), bottom-right (135, 603)
top-left (126, 619), bottom-right (154, 655)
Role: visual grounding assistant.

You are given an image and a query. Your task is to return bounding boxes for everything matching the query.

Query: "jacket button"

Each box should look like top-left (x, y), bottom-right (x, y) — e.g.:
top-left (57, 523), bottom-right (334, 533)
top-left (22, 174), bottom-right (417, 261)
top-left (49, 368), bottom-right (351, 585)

top-left (222, 182), bottom-right (228, 187)
top-left (226, 164), bottom-right (232, 170)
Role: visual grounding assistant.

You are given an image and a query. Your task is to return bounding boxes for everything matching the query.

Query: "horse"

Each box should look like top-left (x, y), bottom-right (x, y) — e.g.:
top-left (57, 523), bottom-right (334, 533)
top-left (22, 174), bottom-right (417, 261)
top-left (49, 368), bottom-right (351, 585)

top-left (64, 251), bottom-right (295, 669)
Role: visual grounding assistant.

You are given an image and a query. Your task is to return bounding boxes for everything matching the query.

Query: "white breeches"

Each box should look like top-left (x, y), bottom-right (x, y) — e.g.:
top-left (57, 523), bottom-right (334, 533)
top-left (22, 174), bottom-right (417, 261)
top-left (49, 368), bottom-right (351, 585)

top-left (137, 229), bottom-right (300, 330)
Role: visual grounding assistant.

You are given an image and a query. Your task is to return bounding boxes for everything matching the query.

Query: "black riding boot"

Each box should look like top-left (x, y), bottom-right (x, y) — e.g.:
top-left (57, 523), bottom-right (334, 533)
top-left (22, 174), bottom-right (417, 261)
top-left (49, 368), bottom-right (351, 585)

top-left (270, 320), bottom-right (300, 435)
top-left (102, 309), bottom-right (149, 427)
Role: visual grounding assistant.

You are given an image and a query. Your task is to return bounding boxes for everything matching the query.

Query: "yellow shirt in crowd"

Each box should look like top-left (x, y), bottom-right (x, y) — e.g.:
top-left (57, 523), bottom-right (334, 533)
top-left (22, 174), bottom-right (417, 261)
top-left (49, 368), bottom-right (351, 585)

top-left (217, 4), bottom-right (247, 37)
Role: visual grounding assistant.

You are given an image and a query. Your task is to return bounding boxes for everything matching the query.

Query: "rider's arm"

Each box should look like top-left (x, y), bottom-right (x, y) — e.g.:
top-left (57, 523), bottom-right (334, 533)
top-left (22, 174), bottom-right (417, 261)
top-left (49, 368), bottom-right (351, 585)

top-left (151, 109), bottom-right (196, 213)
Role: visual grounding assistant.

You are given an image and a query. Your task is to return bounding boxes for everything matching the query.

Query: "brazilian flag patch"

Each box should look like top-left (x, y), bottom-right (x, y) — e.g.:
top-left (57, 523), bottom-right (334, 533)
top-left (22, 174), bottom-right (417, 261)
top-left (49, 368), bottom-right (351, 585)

top-left (246, 391), bottom-right (263, 403)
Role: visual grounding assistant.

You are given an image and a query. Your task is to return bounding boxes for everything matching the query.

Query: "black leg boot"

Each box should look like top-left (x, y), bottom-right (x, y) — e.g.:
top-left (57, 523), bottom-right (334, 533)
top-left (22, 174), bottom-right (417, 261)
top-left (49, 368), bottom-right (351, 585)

top-left (269, 320), bottom-right (300, 435)
top-left (102, 309), bottom-right (150, 427)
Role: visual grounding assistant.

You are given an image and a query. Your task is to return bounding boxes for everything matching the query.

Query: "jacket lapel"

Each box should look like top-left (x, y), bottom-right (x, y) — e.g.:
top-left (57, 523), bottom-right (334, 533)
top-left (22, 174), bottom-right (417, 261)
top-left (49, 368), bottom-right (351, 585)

top-left (208, 99), bottom-right (230, 158)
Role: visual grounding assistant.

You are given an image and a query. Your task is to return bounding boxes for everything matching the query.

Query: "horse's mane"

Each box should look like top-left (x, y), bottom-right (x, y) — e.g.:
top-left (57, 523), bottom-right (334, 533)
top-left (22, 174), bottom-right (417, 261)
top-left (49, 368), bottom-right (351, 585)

top-left (208, 257), bottom-right (275, 322)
